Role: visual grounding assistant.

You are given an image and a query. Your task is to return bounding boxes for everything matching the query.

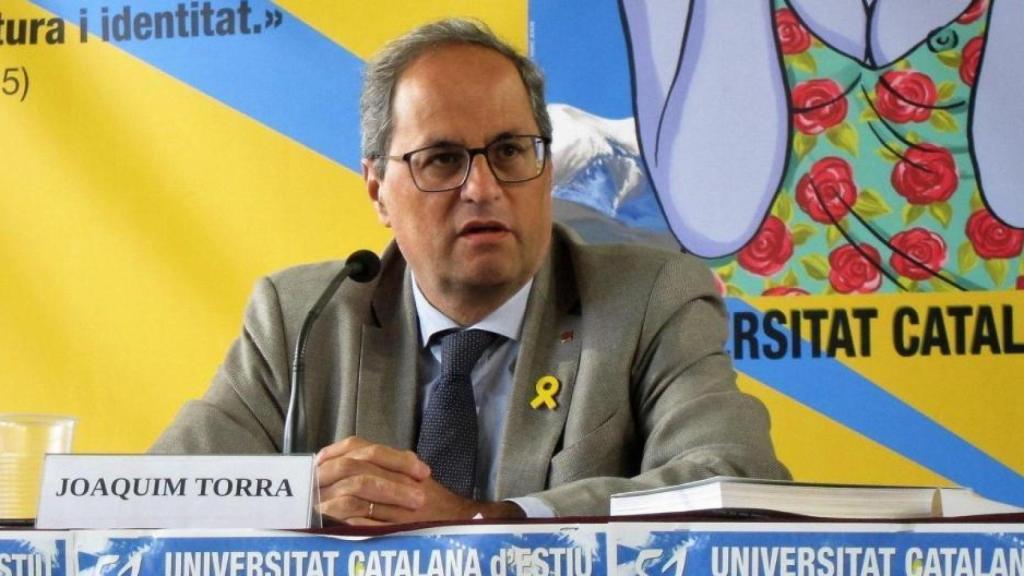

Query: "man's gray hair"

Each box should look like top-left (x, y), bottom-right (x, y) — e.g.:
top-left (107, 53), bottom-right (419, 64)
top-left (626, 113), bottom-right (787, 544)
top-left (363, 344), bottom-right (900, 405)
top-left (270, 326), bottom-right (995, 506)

top-left (360, 18), bottom-right (552, 176)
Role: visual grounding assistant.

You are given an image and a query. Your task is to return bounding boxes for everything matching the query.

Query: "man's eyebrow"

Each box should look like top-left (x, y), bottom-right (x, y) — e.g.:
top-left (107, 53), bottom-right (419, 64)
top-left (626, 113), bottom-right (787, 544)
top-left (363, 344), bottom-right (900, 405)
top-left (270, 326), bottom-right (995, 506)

top-left (417, 138), bottom-right (462, 149)
top-left (417, 132), bottom-right (521, 149)
top-left (488, 132), bottom-right (518, 142)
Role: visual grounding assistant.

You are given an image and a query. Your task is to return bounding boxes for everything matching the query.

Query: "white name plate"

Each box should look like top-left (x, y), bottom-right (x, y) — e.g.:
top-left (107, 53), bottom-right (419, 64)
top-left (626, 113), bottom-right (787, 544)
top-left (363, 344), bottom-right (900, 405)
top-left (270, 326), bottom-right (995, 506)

top-left (35, 454), bottom-right (319, 529)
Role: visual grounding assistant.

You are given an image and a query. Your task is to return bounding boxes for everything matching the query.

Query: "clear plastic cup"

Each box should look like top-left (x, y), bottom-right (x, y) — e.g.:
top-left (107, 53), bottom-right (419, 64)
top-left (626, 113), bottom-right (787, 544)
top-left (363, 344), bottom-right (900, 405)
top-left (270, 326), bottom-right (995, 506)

top-left (0, 414), bottom-right (75, 521)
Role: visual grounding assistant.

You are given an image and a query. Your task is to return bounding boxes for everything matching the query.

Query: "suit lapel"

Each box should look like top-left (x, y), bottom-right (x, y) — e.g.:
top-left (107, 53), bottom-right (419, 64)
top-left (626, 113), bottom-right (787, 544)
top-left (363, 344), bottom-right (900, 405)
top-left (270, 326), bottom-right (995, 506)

top-left (354, 247), bottom-right (419, 450)
top-left (494, 233), bottom-right (582, 499)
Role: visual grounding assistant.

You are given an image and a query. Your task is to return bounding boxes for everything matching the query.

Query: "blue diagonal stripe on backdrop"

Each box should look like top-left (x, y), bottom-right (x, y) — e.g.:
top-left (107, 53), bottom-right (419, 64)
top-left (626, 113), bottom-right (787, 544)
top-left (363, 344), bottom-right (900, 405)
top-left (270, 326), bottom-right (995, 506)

top-left (727, 298), bottom-right (1024, 506)
top-left (31, 0), bottom-right (363, 171)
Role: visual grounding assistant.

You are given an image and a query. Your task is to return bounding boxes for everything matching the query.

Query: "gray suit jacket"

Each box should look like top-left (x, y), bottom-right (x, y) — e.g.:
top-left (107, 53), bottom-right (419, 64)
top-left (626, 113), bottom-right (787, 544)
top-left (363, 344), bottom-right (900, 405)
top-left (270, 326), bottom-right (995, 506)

top-left (152, 225), bottom-right (789, 515)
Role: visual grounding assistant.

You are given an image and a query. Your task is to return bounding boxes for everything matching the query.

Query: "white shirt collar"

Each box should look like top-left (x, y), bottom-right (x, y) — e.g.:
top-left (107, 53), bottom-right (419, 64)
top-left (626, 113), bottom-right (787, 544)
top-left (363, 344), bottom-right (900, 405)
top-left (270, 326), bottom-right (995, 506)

top-left (411, 273), bottom-right (533, 348)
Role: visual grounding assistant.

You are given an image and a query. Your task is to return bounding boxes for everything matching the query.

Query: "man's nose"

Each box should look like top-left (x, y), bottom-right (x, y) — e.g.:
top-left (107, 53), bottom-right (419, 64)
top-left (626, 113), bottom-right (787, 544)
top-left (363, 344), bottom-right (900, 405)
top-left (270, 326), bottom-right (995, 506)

top-left (460, 153), bottom-right (503, 202)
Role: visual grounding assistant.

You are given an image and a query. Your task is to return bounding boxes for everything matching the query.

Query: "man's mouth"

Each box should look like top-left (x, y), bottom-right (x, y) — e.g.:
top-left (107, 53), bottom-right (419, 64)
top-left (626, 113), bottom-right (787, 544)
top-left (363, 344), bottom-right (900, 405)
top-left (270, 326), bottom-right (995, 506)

top-left (459, 221), bottom-right (510, 236)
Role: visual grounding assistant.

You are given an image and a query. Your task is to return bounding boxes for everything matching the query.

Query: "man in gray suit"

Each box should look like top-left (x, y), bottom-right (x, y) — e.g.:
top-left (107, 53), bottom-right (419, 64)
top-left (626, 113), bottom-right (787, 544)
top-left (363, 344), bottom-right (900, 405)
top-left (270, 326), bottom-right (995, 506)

top-left (152, 19), bottom-right (789, 523)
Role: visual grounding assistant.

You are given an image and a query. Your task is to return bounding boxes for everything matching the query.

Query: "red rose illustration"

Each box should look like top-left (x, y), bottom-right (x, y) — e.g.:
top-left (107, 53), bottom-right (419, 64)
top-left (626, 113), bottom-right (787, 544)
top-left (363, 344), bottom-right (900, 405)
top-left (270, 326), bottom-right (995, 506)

top-left (792, 79), bottom-right (848, 135)
top-left (829, 244), bottom-right (883, 294)
top-left (796, 157), bottom-right (859, 223)
top-left (874, 70), bottom-right (938, 123)
top-left (775, 8), bottom-right (812, 55)
top-left (957, 0), bottom-right (988, 24)
top-left (891, 143), bottom-right (959, 204)
top-left (762, 286), bottom-right (809, 296)
top-left (966, 209), bottom-right (1024, 259)
top-left (889, 227), bottom-right (948, 280)
top-left (960, 36), bottom-right (984, 87)
top-left (738, 215), bottom-right (794, 276)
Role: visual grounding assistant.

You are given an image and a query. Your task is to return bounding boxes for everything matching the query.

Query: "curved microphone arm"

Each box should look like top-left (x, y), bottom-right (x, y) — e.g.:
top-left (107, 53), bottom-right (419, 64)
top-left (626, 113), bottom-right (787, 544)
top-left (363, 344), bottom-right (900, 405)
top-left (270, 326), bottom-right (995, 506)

top-left (283, 250), bottom-right (381, 454)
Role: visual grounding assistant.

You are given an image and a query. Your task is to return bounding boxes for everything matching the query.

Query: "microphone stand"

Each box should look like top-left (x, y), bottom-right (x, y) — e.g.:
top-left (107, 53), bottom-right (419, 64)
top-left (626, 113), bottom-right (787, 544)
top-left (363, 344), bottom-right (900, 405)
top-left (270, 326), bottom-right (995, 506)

top-left (282, 250), bottom-right (380, 454)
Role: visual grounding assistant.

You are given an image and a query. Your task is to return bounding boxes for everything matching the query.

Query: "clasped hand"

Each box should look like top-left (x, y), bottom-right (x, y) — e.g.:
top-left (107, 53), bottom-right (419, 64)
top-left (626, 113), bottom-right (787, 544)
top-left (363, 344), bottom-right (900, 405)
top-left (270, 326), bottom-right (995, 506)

top-left (315, 436), bottom-right (523, 525)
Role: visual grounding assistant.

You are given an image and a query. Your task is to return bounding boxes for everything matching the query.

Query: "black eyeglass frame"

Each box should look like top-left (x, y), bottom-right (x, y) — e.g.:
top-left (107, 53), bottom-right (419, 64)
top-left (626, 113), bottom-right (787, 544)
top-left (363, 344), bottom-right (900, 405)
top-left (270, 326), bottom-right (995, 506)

top-left (372, 135), bottom-right (552, 193)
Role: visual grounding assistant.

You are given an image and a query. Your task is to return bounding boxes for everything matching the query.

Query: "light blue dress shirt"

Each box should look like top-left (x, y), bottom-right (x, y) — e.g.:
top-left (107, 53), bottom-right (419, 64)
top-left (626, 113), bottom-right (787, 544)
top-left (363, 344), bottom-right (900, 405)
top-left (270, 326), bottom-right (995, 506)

top-left (411, 275), bottom-right (553, 517)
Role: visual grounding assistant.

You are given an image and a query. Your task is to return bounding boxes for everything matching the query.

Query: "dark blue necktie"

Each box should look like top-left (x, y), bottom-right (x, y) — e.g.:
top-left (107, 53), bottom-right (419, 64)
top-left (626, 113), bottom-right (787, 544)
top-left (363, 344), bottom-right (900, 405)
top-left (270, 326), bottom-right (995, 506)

top-left (416, 329), bottom-right (497, 498)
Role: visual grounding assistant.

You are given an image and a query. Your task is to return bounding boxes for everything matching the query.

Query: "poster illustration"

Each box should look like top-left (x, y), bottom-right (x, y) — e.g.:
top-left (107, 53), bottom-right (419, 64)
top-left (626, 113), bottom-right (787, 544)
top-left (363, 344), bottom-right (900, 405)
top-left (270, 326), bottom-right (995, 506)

top-left (532, 0), bottom-right (1023, 504)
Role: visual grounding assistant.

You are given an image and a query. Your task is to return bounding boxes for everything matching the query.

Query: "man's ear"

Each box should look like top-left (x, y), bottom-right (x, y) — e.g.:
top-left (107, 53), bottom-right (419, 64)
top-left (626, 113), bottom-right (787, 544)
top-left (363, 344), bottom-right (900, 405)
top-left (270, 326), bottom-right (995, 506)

top-left (362, 158), bottom-right (390, 227)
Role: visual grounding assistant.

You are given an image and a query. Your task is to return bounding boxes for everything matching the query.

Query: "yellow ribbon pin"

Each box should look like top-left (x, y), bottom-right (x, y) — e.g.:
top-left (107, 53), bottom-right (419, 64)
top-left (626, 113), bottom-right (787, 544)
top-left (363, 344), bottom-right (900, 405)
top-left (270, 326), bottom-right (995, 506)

top-left (530, 375), bottom-right (560, 410)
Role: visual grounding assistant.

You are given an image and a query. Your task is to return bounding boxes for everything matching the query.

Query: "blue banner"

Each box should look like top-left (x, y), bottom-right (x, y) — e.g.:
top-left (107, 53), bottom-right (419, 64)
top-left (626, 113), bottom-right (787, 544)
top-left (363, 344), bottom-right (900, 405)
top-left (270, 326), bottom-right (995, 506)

top-left (0, 532), bottom-right (70, 576)
top-left (5, 524), bottom-right (1022, 576)
top-left (614, 524), bottom-right (1024, 576)
top-left (74, 526), bottom-right (606, 576)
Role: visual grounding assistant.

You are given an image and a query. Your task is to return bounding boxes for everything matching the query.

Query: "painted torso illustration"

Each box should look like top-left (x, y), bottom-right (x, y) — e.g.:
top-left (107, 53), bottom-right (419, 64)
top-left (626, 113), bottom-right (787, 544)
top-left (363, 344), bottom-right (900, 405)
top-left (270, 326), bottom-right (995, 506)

top-left (618, 0), bottom-right (1024, 296)
top-left (716, 0), bottom-right (1021, 295)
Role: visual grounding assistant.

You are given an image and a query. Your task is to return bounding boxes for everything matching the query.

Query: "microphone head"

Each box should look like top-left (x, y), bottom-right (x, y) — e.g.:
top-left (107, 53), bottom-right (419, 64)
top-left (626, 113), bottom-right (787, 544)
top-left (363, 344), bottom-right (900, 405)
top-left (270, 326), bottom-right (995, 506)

top-left (346, 250), bottom-right (382, 283)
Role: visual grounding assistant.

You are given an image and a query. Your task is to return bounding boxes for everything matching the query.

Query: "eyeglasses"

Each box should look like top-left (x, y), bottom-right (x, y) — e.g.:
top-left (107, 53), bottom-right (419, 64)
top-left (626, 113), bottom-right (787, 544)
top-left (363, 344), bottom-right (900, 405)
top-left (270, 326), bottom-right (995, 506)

top-left (374, 135), bottom-right (551, 193)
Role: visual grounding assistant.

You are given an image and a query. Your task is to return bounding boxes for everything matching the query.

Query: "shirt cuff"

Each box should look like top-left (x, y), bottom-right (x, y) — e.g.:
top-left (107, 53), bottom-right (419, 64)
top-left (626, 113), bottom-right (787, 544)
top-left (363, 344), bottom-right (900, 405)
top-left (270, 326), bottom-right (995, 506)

top-left (506, 496), bottom-right (555, 518)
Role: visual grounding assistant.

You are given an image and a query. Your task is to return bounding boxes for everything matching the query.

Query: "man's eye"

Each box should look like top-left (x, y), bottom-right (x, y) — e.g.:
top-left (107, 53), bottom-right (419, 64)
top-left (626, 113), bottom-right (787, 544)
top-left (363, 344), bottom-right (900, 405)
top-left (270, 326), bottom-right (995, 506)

top-left (425, 151), bottom-right (461, 166)
top-left (495, 143), bottom-right (525, 157)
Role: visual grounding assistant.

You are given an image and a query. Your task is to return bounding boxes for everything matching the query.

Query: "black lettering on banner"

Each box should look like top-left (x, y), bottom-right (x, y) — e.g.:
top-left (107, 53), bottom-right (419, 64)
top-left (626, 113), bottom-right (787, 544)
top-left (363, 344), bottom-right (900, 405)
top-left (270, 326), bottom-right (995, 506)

top-left (891, 304), bottom-right (1024, 357)
top-left (96, 2), bottom-right (277, 42)
top-left (762, 310), bottom-right (788, 360)
top-left (922, 306), bottom-right (951, 356)
top-left (802, 309), bottom-right (828, 358)
top-left (1, 67), bottom-right (29, 102)
top-left (0, 2), bottom-right (284, 47)
top-left (852, 308), bottom-right (878, 356)
top-left (733, 307), bottom-right (876, 356)
top-left (946, 306), bottom-right (973, 354)
top-left (0, 3), bottom-right (285, 104)
top-left (730, 302), bottom-right (1020, 361)
top-left (973, 306), bottom-right (1000, 354)
top-left (0, 15), bottom-right (64, 45)
top-left (1006, 304), bottom-right (1024, 353)
top-left (731, 307), bottom-right (879, 360)
top-left (733, 312), bottom-right (759, 360)
top-left (826, 311), bottom-right (855, 358)
top-left (893, 307), bottom-right (918, 356)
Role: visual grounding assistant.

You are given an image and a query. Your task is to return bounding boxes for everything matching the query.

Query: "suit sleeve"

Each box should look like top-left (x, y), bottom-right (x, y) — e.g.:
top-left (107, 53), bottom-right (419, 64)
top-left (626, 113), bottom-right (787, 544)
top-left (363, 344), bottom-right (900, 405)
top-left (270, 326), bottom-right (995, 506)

top-left (530, 255), bottom-right (790, 516)
top-left (149, 276), bottom-right (292, 454)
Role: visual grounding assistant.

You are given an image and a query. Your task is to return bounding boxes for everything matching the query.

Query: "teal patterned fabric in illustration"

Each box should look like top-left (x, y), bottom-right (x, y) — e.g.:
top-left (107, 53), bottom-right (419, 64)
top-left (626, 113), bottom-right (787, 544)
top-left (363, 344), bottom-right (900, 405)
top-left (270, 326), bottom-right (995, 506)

top-left (714, 0), bottom-right (1024, 296)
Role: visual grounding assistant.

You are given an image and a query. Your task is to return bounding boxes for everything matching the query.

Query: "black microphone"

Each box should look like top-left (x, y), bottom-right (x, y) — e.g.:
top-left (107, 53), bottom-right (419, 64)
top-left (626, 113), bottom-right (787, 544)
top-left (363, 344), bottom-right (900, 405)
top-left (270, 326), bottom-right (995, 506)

top-left (283, 250), bottom-right (382, 454)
